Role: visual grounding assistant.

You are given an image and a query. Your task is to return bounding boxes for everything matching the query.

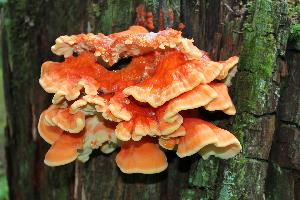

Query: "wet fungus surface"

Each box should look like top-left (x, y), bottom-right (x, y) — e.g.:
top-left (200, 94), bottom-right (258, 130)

top-left (38, 26), bottom-right (241, 174)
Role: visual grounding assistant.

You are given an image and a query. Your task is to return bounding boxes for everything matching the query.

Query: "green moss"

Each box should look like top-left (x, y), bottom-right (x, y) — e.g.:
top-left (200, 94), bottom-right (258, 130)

top-left (234, 71), bottom-right (274, 115)
top-left (217, 157), bottom-right (246, 200)
top-left (290, 4), bottom-right (300, 43)
top-left (290, 23), bottom-right (300, 50)
top-left (217, 158), bottom-right (268, 200)
top-left (180, 189), bottom-right (200, 200)
top-left (0, 175), bottom-right (8, 200)
top-left (215, 0), bottom-right (289, 199)
top-left (0, 62), bottom-right (6, 130)
top-left (189, 158), bottom-right (219, 188)
top-left (291, 23), bottom-right (300, 39)
top-left (239, 2), bottom-right (277, 77)
top-left (235, 0), bottom-right (285, 115)
top-left (239, 0), bottom-right (291, 73)
top-left (231, 112), bottom-right (256, 140)
top-left (89, 0), bottom-right (135, 34)
top-left (180, 189), bottom-right (214, 200)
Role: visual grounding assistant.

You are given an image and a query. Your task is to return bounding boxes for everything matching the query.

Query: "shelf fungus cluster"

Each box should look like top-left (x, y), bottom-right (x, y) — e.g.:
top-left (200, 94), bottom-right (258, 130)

top-left (38, 26), bottom-right (242, 174)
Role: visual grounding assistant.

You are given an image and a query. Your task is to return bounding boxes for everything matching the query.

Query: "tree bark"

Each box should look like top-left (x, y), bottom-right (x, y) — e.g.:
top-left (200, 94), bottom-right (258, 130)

top-left (1, 0), bottom-right (299, 200)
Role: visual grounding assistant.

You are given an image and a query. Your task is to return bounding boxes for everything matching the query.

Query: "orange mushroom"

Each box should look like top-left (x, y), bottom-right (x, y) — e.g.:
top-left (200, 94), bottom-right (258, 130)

top-left (177, 118), bottom-right (217, 157)
top-left (113, 94), bottom-right (184, 141)
top-left (157, 84), bottom-right (218, 123)
top-left (158, 137), bottom-right (178, 150)
top-left (115, 116), bottom-right (160, 141)
top-left (40, 51), bottom-right (157, 101)
top-left (51, 108), bottom-right (85, 133)
top-left (38, 26), bottom-right (241, 173)
top-left (123, 51), bottom-right (237, 108)
top-left (216, 56), bottom-right (239, 80)
top-left (44, 132), bottom-right (84, 166)
top-left (40, 105), bottom-right (86, 166)
top-left (43, 104), bottom-right (63, 126)
top-left (38, 110), bottom-right (63, 144)
top-left (158, 114), bottom-right (183, 136)
top-left (204, 82), bottom-right (236, 115)
top-left (158, 126), bottom-right (185, 150)
top-left (107, 93), bottom-right (133, 121)
top-left (123, 51), bottom-right (205, 107)
top-left (199, 122), bottom-right (242, 159)
top-left (51, 27), bottom-right (204, 65)
top-left (116, 137), bottom-right (167, 174)
top-left (177, 118), bottom-right (241, 159)
top-left (41, 104), bottom-right (85, 134)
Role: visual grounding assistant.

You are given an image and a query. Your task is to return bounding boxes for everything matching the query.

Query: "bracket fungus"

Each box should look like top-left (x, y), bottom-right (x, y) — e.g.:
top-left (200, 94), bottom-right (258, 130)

top-left (38, 26), bottom-right (241, 173)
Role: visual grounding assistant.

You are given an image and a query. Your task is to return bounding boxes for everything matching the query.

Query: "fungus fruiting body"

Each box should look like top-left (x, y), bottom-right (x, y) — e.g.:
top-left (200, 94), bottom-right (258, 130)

top-left (38, 26), bottom-right (241, 174)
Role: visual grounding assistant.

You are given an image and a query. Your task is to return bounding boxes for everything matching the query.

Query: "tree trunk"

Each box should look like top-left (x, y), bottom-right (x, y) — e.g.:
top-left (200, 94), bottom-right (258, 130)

top-left (1, 0), bottom-right (299, 199)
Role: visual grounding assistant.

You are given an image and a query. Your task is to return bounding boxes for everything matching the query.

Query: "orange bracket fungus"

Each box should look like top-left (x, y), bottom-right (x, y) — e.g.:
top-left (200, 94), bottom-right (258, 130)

top-left (38, 26), bottom-right (241, 174)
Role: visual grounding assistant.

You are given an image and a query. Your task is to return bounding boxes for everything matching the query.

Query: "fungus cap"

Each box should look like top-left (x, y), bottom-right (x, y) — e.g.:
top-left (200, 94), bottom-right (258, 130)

top-left (177, 118), bottom-right (217, 157)
top-left (51, 108), bottom-right (85, 133)
top-left (204, 83), bottom-right (236, 115)
top-left (199, 121), bottom-right (242, 159)
top-left (123, 51), bottom-right (206, 107)
top-left (116, 137), bottom-right (168, 174)
top-left (51, 27), bottom-right (204, 65)
top-left (38, 111), bottom-right (63, 144)
top-left (177, 118), bottom-right (241, 159)
top-left (157, 84), bottom-right (217, 123)
top-left (159, 137), bottom-right (178, 150)
top-left (40, 52), bottom-right (157, 102)
top-left (44, 132), bottom-right (84, 166)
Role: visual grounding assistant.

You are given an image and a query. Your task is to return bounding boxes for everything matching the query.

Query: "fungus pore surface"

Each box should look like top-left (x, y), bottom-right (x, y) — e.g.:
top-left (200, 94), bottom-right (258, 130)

top-left (38, 26), bottom-right (241, 174)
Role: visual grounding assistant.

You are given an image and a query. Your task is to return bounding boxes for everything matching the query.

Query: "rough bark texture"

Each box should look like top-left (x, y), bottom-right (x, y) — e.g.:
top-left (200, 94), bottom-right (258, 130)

top-left (1, 0), bottom-right (299, 200)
